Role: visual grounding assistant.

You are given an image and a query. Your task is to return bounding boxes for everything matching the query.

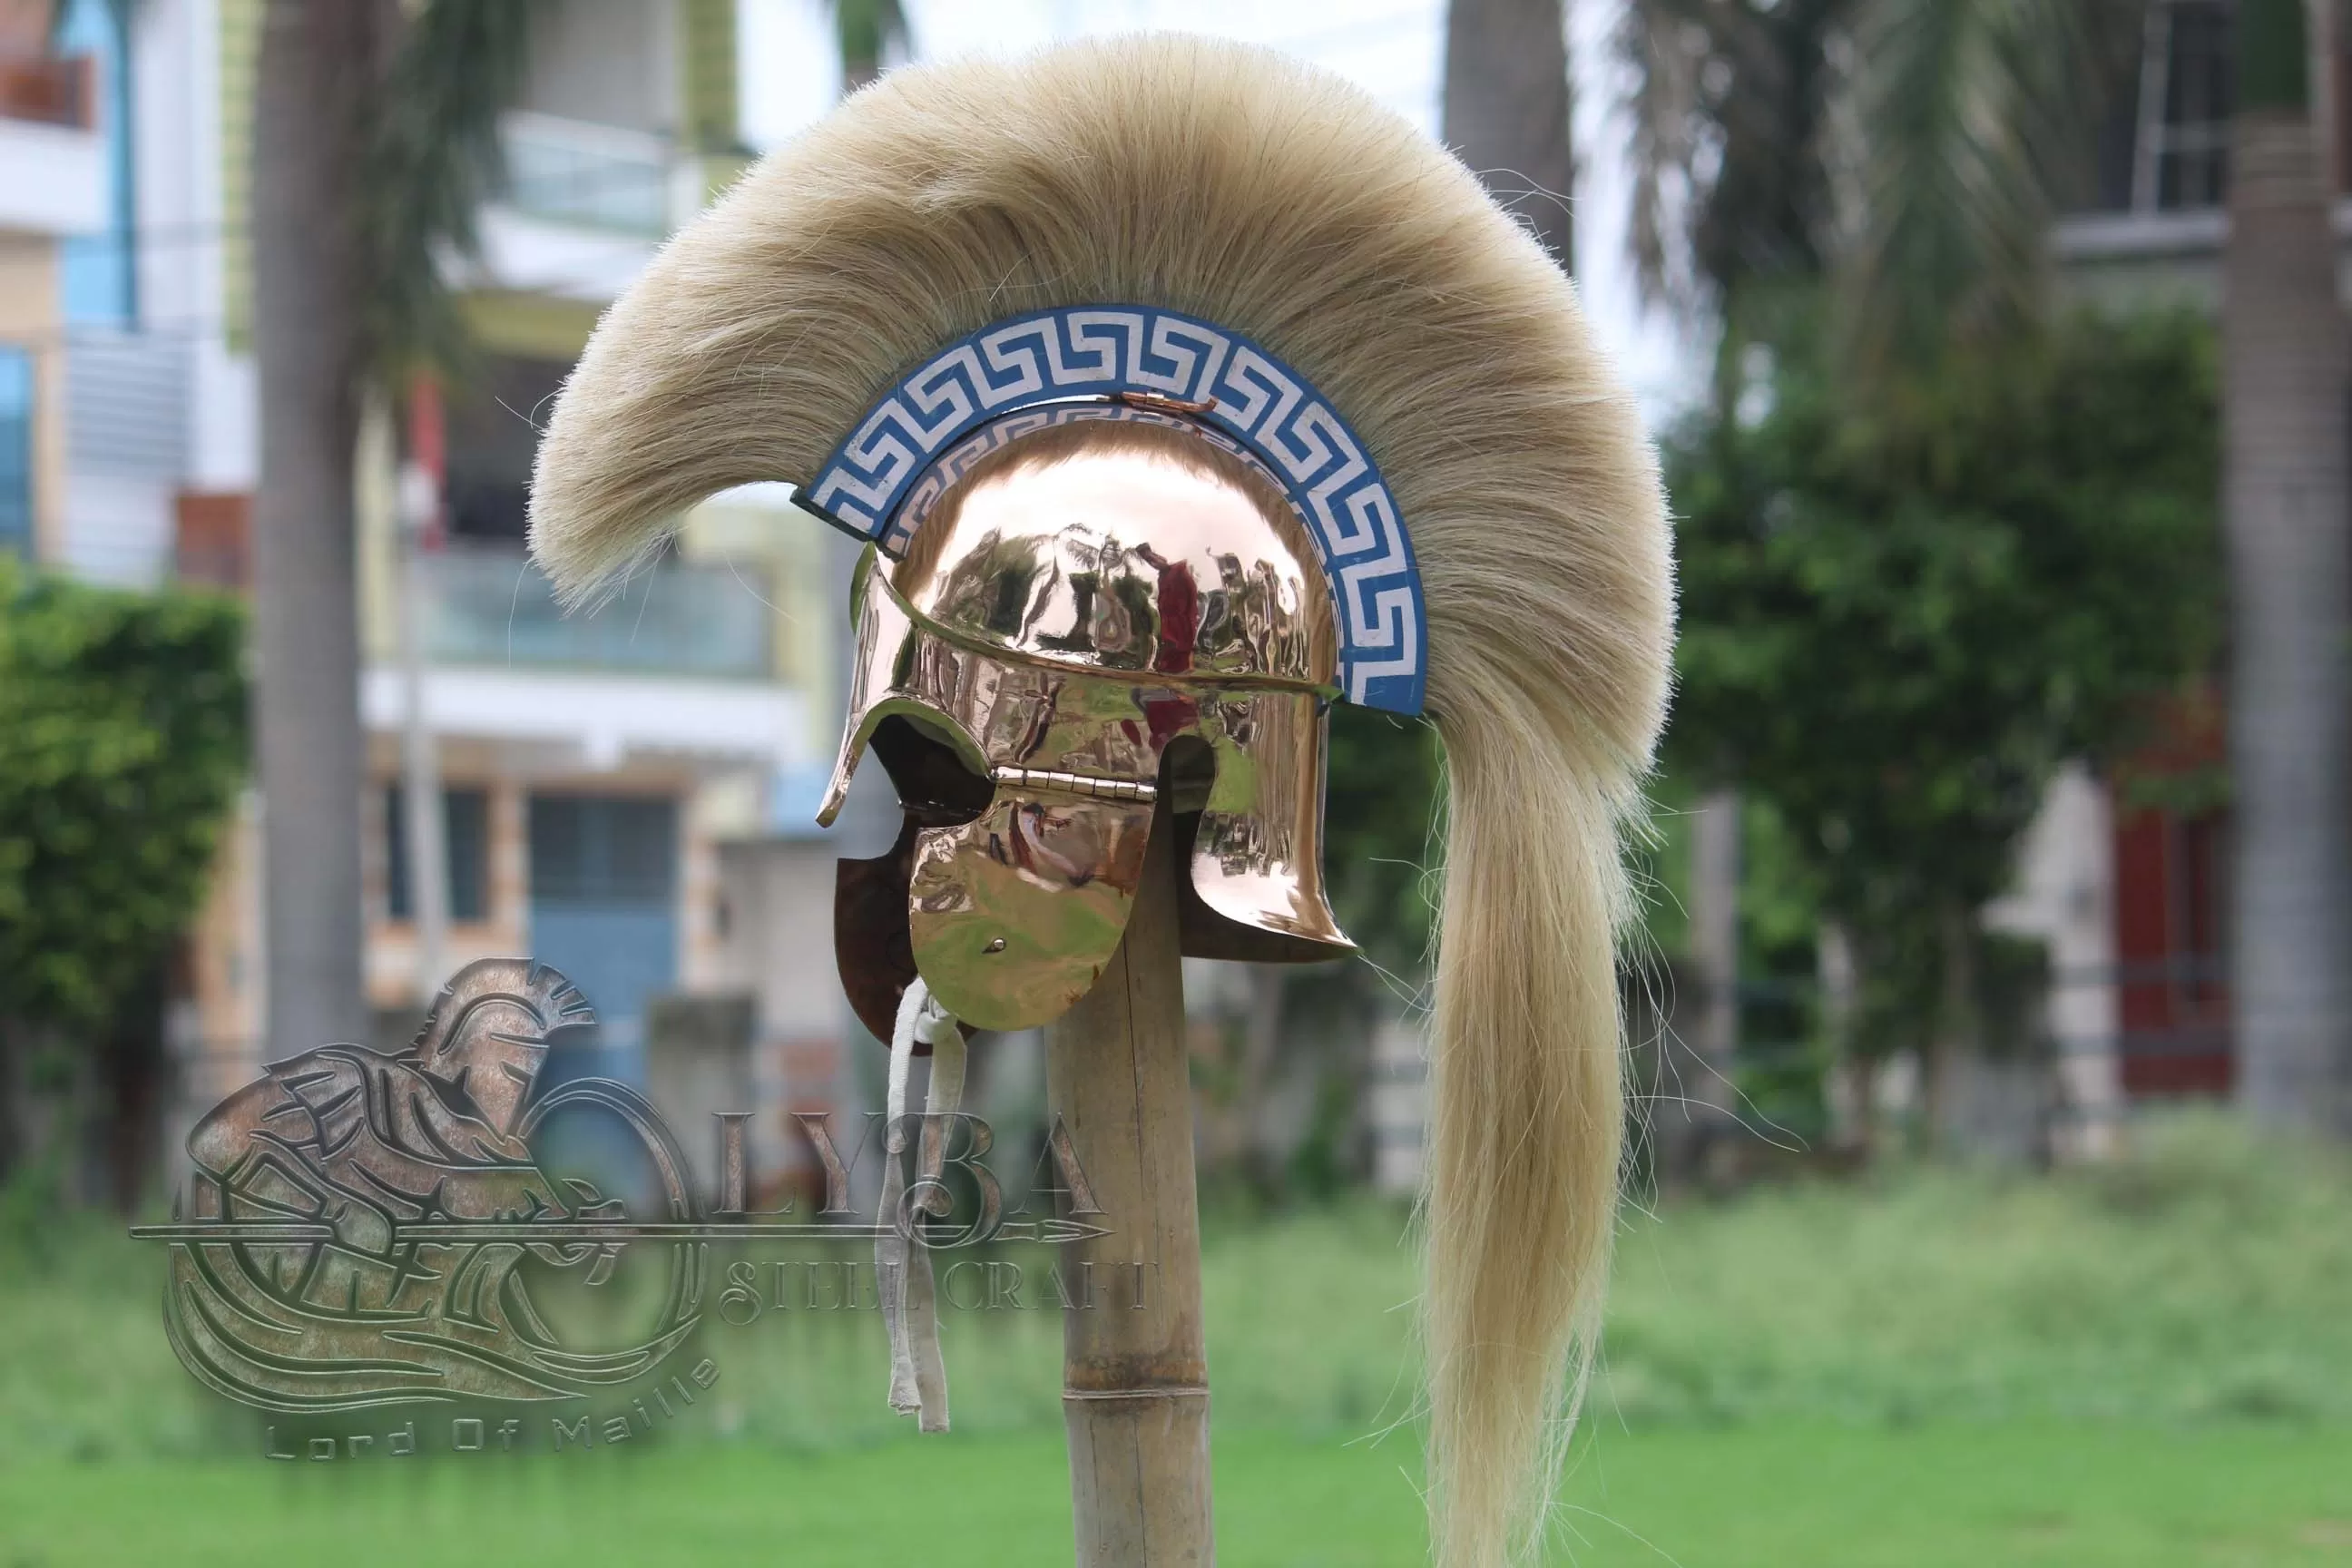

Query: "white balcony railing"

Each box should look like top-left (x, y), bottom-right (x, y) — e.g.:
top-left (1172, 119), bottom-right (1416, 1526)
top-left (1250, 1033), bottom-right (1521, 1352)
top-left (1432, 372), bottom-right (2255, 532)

top-left (0, 113), bottom-right (103, 237)
top-left (418, 546), bottom-right (771, 681)
top-left (498, 110), bottom-right (674, 237)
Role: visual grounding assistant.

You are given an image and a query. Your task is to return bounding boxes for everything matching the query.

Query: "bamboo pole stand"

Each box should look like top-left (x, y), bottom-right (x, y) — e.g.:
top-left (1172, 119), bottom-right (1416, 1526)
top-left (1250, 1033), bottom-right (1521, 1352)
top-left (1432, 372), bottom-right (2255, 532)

top-left (1044, 808), bottom-right (1214, 1565)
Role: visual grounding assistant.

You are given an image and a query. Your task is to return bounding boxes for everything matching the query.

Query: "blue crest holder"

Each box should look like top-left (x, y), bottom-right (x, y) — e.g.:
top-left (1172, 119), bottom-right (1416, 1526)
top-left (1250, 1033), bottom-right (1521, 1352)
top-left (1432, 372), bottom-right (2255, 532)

top-left (803, 304), bottom-right (1428, 716)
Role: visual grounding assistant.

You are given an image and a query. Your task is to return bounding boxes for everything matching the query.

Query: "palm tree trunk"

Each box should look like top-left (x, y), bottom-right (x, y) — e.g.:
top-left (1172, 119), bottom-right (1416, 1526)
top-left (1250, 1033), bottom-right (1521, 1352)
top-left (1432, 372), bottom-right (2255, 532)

top-left (1661, 787), bottom-right (1739, 1184)
top-left (1923, 897), bottom-right (1978, 1152)
top-left (1442, 0), bottom-right (1574, 269)
top-left (823, 0), bottom-right (910, 1200)
top-left (250, 1), bottom-right (387, 1053)
top-left (2224, 0), bottom-right (2352, 1134)
top-left (1818, 919), bottom-right (1868, 1150)
top-left (1686, 787), bottom-right (1740, 1104)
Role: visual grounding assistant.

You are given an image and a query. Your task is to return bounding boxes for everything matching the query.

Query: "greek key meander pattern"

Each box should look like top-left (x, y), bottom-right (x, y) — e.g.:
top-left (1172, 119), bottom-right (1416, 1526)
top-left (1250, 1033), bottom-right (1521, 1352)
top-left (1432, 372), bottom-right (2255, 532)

top-left (806, 305), bottom-right (1426, 714)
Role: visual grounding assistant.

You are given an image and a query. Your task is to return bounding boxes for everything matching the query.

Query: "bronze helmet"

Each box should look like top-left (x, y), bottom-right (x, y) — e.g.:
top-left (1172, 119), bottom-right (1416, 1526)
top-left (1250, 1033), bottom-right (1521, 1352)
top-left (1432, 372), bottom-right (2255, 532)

top-left (820, 406), bottom-right (1353, 1037)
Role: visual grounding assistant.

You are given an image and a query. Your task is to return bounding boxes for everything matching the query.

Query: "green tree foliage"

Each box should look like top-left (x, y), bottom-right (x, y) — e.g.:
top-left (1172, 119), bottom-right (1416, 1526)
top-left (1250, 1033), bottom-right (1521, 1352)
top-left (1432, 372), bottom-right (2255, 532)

top-left (1321, 706), bottom-right (1445, 988)
top-left (1667, 307), bottom-right (2220, 1049)
top-left (831, 0), bottom-right (908, 90)
top-left (0, 562), bottom-right (247, 1028)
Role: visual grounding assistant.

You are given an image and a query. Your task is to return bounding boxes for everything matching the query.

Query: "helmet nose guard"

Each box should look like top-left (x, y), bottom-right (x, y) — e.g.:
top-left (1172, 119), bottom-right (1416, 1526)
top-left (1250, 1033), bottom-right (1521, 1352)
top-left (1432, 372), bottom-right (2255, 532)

top-left (825, 413), bottom-right (1355, 1042)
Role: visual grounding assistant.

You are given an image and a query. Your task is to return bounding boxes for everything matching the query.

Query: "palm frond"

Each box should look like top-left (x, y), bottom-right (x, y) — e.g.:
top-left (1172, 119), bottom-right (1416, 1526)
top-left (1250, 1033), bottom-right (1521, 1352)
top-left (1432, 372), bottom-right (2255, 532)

top-left (358, 0), bottom-right (533, 388)
top-left (1701, 0), bottom-right (1850, 303)
top-left (1839, 0), bottom-right (2143, 374)
top-left (1619, 0), bottom-right (1855, 320)
top-left (1619, 0), bottom-right (1710, 309)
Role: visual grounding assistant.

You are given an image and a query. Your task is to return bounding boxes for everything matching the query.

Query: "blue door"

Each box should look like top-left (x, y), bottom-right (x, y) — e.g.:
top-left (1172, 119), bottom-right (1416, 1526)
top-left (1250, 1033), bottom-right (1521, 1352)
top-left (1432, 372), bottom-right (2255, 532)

top-left (527, 794), bottom-right (679, 1091)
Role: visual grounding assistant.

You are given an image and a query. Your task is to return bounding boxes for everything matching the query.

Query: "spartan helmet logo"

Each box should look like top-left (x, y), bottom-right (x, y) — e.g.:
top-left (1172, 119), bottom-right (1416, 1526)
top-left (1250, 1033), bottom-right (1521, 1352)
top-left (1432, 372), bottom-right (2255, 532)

top-left (821, 407), bottom-right (1354, 1037)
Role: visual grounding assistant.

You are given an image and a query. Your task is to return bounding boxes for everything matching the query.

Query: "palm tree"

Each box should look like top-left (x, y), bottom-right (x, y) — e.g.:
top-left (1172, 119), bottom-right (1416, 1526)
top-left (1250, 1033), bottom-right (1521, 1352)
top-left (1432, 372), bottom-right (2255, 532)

top-left (1618, 0), bottom-right (1863, 1158)
top-left (1623, 0), bottom-right (2139, 380)
top-left (819, 0), bottom-right (914, 1203)
top-left (1622, 0), bottom-right (1848, 375)
top-left (1622, 0), bottom-right (2170, 1152)
top-left (1443, 0), bottom-right (1574, 267)
top-left (2221, 0), bottom-right (2352, 1133)
top-left (249, 1), bottom-right (524, 1053)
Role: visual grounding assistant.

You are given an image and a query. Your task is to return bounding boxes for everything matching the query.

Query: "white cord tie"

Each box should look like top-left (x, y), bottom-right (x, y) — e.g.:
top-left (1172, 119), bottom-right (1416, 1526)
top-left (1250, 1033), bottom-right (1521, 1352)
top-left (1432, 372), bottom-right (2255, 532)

top-left (880, 976), bottom-right (962, 1432)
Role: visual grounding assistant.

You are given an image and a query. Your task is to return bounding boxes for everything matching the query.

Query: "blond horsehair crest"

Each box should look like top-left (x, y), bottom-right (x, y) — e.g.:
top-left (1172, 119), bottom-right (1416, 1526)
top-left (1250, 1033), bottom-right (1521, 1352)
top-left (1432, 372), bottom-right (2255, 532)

top-left (529, 35), bottom-right (1673, 1567)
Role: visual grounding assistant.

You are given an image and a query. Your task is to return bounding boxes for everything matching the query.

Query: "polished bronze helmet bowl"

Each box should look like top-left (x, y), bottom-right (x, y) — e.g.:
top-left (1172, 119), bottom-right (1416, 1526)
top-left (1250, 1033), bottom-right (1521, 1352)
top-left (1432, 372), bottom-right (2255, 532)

top-left (820, 408), bottom-right (1355, 1040)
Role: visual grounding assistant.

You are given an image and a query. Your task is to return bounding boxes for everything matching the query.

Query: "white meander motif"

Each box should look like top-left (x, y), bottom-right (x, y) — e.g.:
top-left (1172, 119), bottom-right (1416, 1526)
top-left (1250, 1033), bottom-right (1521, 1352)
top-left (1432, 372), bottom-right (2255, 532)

top-left (806, 306), bottom-right (1426, 714)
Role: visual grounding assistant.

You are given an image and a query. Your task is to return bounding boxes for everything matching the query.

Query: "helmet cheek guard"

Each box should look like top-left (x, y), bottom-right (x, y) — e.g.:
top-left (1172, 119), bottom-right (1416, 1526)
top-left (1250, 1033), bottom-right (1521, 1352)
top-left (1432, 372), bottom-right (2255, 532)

top-left (907, 791), bottom-right (1156, 1033)
top-left (1184, 690), bottom-right (1349, 958)
top-left (819, 408), bottom-right (1355, 1044)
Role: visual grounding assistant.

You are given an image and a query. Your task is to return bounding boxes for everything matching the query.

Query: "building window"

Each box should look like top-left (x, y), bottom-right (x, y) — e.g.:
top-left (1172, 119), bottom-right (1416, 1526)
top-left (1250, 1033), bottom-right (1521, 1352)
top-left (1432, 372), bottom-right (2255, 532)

top-left (528, 795), bottom-right (677, 904)
top-left (386, 785), bottom-right (490, 922)
top-left (57, 0), bottom-right (135, 327)
top-left (2109, 0), bottom-right (2235, 213)
top-left (446, 355), bottom-right (572, 543)
top-left (2151, 2), bottom-right (2231, 211)
top-left (2086, 1), bottom-right (2240, 214)
top-left (0, 347), bottom-right (31, 556)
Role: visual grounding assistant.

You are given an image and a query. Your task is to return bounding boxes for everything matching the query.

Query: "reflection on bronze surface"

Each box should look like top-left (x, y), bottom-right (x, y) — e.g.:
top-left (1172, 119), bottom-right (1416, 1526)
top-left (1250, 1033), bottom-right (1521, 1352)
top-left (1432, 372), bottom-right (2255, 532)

top-left (907, 790), bottom-right (1158, 1034)
top-left (896, 426), bottom-right (1337, 687)
top-left (823, 413), bottom-right (1354, 1035)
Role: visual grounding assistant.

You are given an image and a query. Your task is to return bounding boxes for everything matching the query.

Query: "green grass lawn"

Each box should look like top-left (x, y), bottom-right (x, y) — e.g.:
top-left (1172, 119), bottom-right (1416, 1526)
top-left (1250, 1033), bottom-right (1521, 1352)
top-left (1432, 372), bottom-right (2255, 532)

top-left (5, 1112), bottom-right (2350, 1563)
top-left (5, 1423), bottom-right (2349, 1566)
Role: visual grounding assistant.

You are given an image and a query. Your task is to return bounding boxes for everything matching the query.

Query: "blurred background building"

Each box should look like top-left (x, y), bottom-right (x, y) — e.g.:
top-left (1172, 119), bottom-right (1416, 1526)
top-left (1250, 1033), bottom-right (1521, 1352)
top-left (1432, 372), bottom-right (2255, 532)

top-left (1996, 0), bottom-right (2351, 1137)
top-left (3, 0), bottom-right (856, 1202)
top-left (4, 5), bottom-right (2347, 1559)
top-left (0, 0), bottom-right (2342, 1199)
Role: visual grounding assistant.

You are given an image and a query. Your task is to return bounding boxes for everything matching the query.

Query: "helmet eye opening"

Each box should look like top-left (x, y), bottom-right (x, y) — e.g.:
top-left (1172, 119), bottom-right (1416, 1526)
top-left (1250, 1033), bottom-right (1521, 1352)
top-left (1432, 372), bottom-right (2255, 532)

top-left (869, 713), bottom-right (993, 828)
